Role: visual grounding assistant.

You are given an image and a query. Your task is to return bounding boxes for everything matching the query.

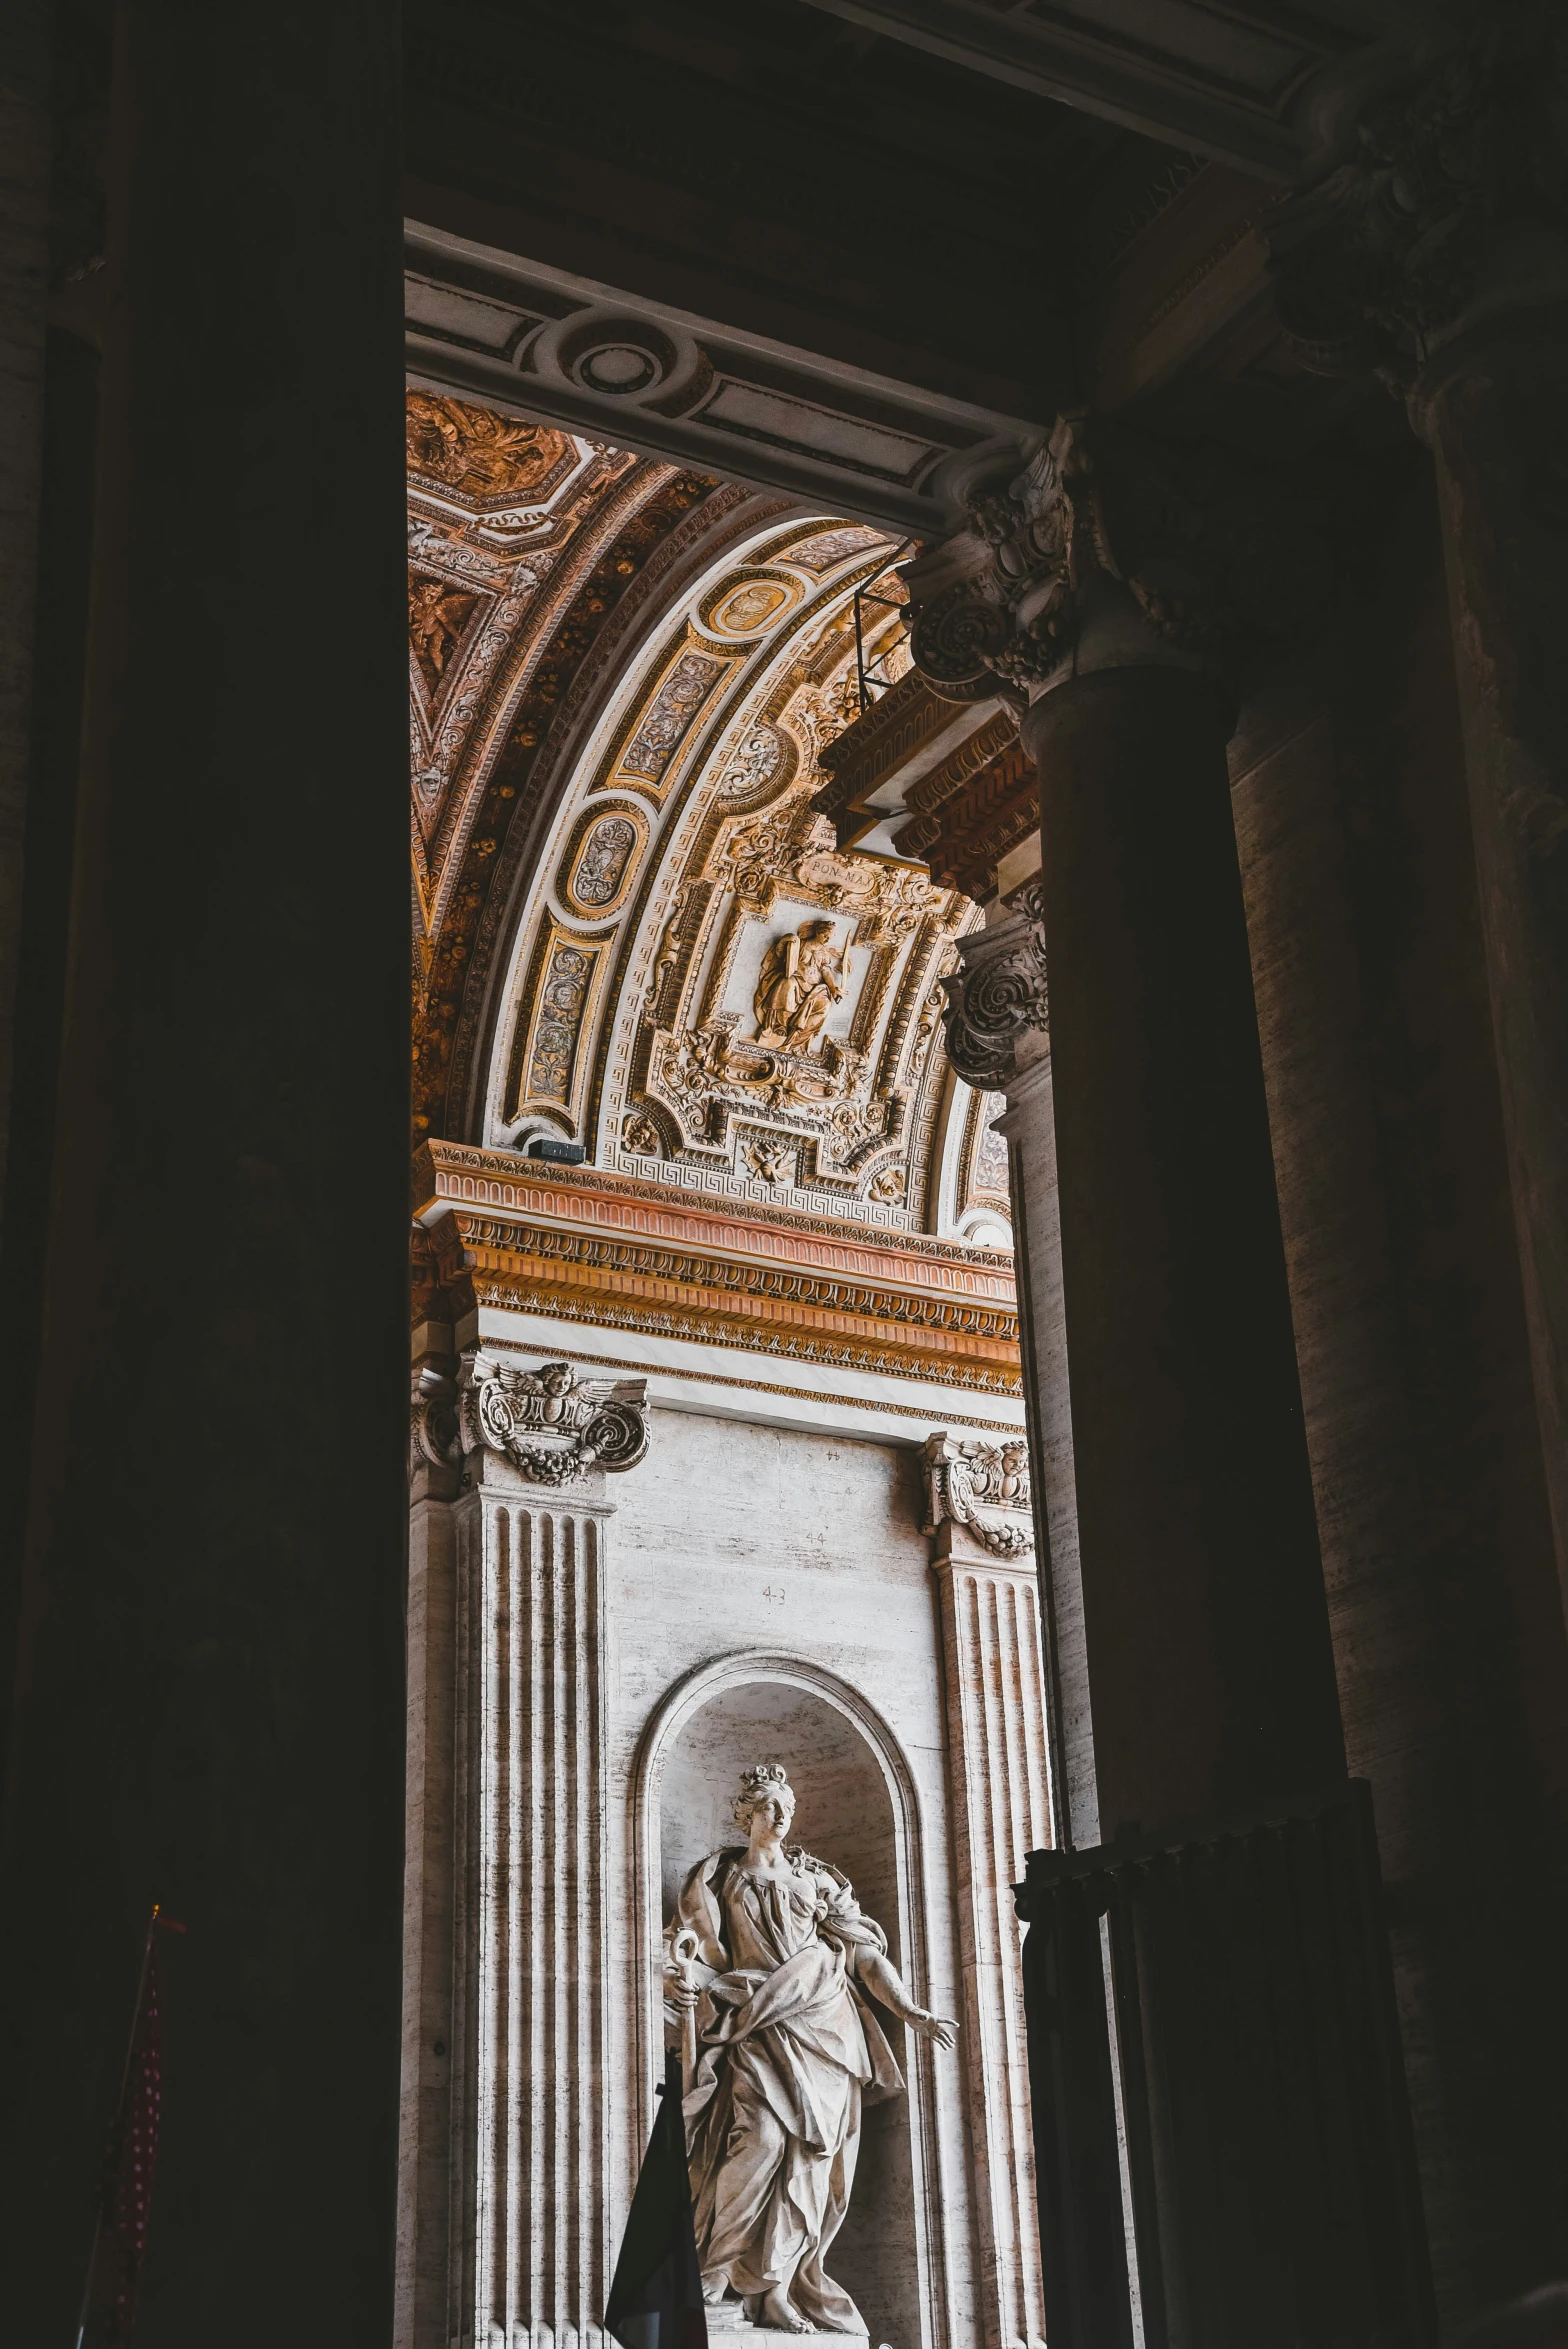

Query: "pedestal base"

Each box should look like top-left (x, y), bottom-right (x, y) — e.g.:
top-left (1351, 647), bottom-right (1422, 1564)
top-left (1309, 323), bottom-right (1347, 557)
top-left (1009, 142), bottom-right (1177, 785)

top-left (705, 2309), bottom-right (872, 2348)
top-left (709, 2332), bottom-right (872, 2348)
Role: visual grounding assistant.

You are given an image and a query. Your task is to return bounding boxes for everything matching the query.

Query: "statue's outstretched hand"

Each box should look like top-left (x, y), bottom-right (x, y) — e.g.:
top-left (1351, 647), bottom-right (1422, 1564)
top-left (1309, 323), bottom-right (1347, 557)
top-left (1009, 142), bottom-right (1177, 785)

top-left (910, 2009), bottom-right (960, 2050)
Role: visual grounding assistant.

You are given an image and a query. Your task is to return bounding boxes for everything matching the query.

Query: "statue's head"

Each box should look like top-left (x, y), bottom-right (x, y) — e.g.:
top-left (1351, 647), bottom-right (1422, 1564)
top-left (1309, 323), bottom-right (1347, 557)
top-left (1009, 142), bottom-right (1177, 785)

top-left (733, 1761), bottom-right (795, 1835)
top-left (801, 919), bottom-right (835, 945)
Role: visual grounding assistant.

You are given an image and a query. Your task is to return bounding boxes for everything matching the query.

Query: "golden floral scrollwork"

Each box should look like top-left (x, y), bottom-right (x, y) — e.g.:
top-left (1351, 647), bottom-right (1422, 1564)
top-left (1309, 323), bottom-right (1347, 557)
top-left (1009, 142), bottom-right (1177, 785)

top-left (405, 391), bottom-right (572, 502)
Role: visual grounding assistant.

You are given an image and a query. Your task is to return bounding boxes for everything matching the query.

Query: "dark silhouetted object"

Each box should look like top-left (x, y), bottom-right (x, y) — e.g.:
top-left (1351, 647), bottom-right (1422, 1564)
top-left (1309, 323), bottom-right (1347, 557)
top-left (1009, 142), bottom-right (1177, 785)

top-left (606, 2053), bottom-right (709, 2349)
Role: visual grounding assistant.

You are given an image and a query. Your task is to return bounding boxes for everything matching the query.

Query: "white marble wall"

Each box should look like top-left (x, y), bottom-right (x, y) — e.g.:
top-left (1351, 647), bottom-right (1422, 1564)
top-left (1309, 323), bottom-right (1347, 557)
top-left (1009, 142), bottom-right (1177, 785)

top-left (401, 1393), bottom-right (1053, 2349)
top-left (614, 1409), bottom-right (974, 2349)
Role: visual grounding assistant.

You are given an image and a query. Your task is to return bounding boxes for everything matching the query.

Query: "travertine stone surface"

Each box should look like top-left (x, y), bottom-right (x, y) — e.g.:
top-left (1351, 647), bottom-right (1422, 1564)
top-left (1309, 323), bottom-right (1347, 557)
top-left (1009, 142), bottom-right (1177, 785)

top-left (620, 1412), bottom-right (976, 2349)
top-left (401, 1418), bottom-right (625, 2349)
top-left (931, 1555), bottom-right (1051, 2349)
top-left (1229, 500), bottom-right (1568, 2326)
top-left (993, 1049), bottom-right (1097, 1849)
top-left (404, 1398), bottom-right (1006, 2349)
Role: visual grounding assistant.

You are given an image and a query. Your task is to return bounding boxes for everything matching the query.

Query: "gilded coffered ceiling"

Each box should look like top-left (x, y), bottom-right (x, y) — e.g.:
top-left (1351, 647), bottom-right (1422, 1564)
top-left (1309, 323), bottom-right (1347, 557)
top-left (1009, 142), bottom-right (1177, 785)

top-left (409, 392), bottom-right (1012, 1250)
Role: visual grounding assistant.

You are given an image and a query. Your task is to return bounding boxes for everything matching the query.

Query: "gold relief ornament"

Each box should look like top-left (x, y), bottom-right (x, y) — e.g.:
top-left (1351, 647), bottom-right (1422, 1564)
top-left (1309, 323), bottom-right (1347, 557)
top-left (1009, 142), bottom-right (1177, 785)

top-left (753, 920), bottom-right (845, 1054)
top-left (408, 574), bottom-right (475, 683)
top-left (744, 1134), bottom-right (796, 1185)
top-left (405, 391), bottom-right (571, 502)
top-left (568, 811), bottom-right (642, 913)
top-left (458, 1351), bottom-right (649, 1484)
top-left (622, 1111), bottom-right (664, 1158)
top-left (709, 578), bottom-right (793, 636)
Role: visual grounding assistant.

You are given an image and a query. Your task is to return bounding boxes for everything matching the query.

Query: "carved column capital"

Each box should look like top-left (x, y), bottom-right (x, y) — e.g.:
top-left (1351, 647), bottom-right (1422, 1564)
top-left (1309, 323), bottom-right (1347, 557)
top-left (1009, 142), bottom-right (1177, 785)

top-left (906, 413), bottom-right (1331, 708)
top-left (456, 1349), bottom-right (649, 1483)
top-left (941, 887), bottom-right (1047, 1086)
top-left (923, 1429), bottom-right (1034, 1562)
top-left (1269, 16), bottom-right (1568, 420)
top-left (410, 1359), bottom-right (460, 1486)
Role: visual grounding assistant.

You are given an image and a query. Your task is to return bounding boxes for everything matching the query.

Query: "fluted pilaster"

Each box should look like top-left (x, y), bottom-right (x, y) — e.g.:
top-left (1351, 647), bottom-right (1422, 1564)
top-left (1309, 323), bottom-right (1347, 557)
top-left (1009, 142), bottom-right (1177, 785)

top-left (451, 1464), bottom-right (613, 2349)
top-left (932, 1551), bottom-right (1051, 2349)
top-left (926, 1436), bottom-right (1049, 2349)
top-left (400, 1355), bottom-right (649, 2349)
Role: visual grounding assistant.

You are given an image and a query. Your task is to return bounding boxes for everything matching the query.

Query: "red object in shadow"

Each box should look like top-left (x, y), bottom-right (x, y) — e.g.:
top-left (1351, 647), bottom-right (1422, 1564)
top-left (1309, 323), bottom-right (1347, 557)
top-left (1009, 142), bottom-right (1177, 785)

top-left (78, 1908), bottom-right (185, 2349)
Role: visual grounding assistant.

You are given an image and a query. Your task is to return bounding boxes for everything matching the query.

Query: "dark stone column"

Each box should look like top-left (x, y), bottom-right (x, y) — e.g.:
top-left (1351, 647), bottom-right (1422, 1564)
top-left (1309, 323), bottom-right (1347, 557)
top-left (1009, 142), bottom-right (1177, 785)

top-left (0, 0), bottom-right (52, 1212)
top-left (1416, 316), bottom-right (1568, 1600)
top-left (1230, 485), bottom-right (1568, 2329)
top-left (916, 416), bottom-right (1348, 1841)
top-left (0, 10), bottom-right (407, 2345)
top-left (1022, 662), bottom-right (1344, 1835)
top-left (1270, 21), bottom-right (1568, 1603)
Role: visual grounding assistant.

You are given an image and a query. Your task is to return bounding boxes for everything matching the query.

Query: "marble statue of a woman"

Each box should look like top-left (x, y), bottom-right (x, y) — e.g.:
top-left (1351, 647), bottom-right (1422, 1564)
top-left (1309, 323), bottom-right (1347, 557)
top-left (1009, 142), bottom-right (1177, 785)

top-left (663, 1762), bottom-right (958, 2337)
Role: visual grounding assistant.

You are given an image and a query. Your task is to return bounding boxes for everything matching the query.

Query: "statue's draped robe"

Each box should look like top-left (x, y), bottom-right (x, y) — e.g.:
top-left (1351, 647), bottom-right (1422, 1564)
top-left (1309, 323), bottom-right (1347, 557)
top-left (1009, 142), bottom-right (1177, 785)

top-left (754, 937), bottom-right (838, 1051)
top-left (666, 1848), bottom-right (904, 2333)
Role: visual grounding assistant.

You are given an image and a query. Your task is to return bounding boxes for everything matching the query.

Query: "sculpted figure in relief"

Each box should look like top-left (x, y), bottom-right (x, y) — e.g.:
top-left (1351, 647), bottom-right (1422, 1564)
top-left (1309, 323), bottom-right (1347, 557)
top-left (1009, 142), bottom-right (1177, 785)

top-left (754, 921), bottom-right (845, 1055)
top-left (664, 1763), bottom-right (957, 2336)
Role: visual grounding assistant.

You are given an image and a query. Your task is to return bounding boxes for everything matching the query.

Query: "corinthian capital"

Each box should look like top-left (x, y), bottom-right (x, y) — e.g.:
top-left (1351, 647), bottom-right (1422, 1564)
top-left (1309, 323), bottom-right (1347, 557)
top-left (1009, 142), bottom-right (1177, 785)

top-left (1270, 16), bottom-right (1568, 401)
top-left (458, 1350), bottom-right (649, 1483)
top-left (922, 1430), bottom-right (1034, 1561)
top-left (941, 888), bottom-right (1047, 1087)
top-left (906, 415), bottom-right (1331, 706)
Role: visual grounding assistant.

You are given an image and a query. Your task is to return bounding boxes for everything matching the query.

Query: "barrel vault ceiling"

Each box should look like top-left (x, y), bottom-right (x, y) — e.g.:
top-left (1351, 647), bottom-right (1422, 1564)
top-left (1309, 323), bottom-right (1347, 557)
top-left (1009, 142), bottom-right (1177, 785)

top-left (408, 389), bottom-right (1012, 1250)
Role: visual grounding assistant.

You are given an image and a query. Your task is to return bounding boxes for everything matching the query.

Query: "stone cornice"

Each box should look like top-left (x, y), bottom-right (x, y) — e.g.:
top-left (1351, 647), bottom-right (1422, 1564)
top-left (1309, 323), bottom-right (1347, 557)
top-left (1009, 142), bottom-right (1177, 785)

top-left (413, 1141), bottom-right (1018, 1296)
top-left (463, 1276), bottom-right (1022, 1398)
top-left (412, 1142), bottom-right (1021, 1394)
top-left (793, 0), bottom-right (1423, 183)
top-left (894, 736), bottom-right (1038, 904)
top-left (814, 671), bottom-right (966, 813)
top-left (432, 1210), bottom-right (1019, 1346)
top-left (407, 224), bottom-right (1042, 540)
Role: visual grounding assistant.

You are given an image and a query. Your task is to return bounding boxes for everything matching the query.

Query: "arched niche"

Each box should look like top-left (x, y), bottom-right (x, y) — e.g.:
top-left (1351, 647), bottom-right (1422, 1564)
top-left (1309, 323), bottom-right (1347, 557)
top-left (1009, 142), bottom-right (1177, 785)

top-left (633, 1654), bottom-right (946, 2349)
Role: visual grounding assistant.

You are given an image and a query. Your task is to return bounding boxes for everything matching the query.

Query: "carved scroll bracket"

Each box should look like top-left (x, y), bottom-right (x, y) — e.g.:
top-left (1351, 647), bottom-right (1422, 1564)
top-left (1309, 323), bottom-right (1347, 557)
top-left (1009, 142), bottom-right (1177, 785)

top-left (905, 414), bottom-right (1332, 711)
top-left (1268, 17), bottom-right (1568, 424)
top-left (457, 1350), bottom-right (650, 1485)
top-left (923, 1429), bottom-right (1034, 1562)
top-left (941, 885), bottom-right (1047, 1089)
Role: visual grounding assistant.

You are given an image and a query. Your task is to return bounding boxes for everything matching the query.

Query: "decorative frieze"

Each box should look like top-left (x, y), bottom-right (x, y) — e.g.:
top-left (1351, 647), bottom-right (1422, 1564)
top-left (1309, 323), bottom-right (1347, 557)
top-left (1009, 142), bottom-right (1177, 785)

top-left (894, 736), bottom-right (1039, 904)
top-left (922, 1429), bottom-right (1034, 1561)
top-left (421, 1189), bottom-right (1023, 1395)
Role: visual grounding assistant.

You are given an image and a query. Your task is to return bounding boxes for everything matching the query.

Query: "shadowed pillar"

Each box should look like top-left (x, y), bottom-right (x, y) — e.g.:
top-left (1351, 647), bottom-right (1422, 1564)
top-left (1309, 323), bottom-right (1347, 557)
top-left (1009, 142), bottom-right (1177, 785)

top-left (923, 417), bottom-right (1346, 1840)
top-left (1022, 658), bottom-right (1344, 1835)
top-left (0, 8), bottom-right (407, 2340)
top-left (1272, 17), bottom-right (1568, 1604)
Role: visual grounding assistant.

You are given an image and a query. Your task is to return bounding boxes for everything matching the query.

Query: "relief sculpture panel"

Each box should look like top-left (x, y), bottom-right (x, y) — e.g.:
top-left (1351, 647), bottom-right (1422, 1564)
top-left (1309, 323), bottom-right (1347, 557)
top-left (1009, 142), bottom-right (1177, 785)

top-left (619, 648), bottom-right (730, 788)
top-left (564, 805), bottom-right (646, 918)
